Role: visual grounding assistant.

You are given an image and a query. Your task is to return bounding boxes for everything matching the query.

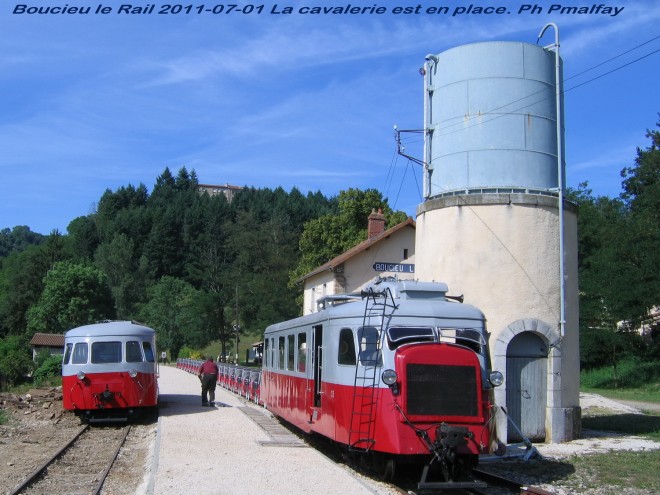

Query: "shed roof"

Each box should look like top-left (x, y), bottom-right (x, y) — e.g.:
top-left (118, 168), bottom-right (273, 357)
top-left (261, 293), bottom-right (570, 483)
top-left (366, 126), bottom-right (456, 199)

top-left (29, 333), bottom-right (65, 347)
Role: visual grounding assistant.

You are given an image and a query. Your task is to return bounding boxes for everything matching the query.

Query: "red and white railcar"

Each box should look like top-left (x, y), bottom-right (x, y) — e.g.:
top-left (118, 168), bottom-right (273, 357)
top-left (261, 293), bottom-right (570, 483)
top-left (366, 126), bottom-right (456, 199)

top-left (260, 278), bottom-right (503, 483)
top-left (62, 321), bottom-right (159, 422)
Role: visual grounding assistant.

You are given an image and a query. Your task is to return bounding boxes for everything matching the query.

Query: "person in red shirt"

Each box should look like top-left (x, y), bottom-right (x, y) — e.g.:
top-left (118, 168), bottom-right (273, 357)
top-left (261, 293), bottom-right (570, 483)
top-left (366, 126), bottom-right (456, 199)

top-left (197, 357), bottom-right (219, 406)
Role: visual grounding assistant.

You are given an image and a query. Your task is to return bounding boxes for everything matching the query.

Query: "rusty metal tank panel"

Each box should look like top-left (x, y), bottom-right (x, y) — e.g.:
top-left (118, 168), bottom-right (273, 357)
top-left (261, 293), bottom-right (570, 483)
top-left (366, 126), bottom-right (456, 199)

top-left (423, 41), bottom-right (564, 196)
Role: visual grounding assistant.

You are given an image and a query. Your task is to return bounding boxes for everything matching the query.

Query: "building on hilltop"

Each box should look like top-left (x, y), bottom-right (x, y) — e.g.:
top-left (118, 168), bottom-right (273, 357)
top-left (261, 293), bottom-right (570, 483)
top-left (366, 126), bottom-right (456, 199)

top-left (197, 183), bottom-right (244, 202)
top-left (298, 209), bottom-right (416, 316)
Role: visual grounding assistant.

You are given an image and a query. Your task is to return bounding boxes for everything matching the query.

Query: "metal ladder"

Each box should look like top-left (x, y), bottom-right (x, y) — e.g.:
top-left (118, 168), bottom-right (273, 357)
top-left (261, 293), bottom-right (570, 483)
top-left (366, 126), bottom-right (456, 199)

top-left (348, 287), bottom-right (397, 452)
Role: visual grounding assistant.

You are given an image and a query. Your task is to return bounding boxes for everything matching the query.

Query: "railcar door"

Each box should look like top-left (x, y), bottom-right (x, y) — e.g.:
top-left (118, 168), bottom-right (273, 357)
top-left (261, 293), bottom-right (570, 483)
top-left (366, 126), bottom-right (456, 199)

top-left (313, 324), bottom-right (323, 407)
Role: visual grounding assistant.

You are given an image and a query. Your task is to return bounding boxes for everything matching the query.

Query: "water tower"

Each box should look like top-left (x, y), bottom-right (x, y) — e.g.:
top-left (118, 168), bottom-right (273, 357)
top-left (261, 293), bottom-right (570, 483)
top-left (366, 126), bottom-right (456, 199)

top-left (414, 33), bottom-right (580, 443)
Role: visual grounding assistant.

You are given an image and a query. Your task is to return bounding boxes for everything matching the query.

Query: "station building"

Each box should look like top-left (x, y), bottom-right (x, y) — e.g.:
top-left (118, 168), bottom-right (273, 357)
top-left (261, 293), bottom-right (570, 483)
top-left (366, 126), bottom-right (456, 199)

top-left (298, 209), bottom-right (415, 316)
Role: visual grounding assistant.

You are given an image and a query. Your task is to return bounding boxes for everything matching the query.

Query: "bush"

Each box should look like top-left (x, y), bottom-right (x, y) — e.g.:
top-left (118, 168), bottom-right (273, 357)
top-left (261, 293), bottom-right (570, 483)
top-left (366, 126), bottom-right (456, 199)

top-left (0, 336), bottom-right (33, 388)
top-left (581, 356), bottom-right (660, 389)
top-left (177, 346), bottom-right (203, 360)
top-left (33, 355), bottom-right (62, 386)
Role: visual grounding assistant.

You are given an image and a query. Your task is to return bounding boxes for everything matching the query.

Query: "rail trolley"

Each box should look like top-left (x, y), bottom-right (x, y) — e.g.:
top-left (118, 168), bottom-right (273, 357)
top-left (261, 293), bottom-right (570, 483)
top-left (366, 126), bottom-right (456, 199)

top-left (259, 277), bottom-right (503, 485)
top-left (62, 321), bottom-right (159, 423)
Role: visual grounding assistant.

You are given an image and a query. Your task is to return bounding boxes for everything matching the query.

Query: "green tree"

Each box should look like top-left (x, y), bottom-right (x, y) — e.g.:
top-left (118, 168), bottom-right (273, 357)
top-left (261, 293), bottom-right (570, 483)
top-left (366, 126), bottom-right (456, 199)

top-left (291, 188), bottom-right (408, 281)
top-left (26, 261), bottom-right (115, 334)
top-left (66, 216), bottom-right (100, 261)
top-left (94, 233), bottom-right (150, 319)
top-left (618, 120), bottom-right (660, 324)
top-left (0, 231), bottom-right (68, 337)
top-left (0, 226), bottom-right (45, 258)
top-left (138, 276), bottom-right (198, 359)
top-left (0, 335), bottom-right (33, 387)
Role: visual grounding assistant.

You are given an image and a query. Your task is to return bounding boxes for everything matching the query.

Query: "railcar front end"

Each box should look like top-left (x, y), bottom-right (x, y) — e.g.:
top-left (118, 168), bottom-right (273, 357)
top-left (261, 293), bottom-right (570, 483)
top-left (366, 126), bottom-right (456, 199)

top-left (62, 321), bottom-right (159, 423)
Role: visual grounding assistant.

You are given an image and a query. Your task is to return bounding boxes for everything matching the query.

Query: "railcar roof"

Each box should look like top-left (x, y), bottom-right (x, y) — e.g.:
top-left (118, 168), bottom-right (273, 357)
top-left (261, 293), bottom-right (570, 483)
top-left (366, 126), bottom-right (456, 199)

top-left (64, 320), bottom-right (155, 338)
top-left (265, 280), bottom-right (485, 334)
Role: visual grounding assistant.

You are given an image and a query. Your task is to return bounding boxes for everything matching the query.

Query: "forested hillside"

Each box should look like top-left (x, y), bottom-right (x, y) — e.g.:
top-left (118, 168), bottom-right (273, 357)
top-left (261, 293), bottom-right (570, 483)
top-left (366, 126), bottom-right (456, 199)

top-left (0, 167), bottom-right (407, 383)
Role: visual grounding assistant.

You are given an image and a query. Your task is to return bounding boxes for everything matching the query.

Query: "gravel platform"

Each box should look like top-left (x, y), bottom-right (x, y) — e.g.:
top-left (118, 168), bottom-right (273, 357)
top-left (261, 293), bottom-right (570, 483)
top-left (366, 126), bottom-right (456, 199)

top-left (147, 365), bottom-right (379, 495)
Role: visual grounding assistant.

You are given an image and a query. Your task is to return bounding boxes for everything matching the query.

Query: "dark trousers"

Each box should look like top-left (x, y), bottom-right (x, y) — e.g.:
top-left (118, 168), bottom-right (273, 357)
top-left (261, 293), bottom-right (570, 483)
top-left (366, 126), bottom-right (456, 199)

top-left (201, 374), bottom-right (217, 404)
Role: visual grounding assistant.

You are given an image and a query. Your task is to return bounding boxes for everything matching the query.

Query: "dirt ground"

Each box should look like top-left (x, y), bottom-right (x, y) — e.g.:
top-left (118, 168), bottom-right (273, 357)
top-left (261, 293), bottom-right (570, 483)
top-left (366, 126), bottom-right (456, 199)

top-left (1, 388), bottom-right (659, 495)
top-left (0, 387), bottom-right (156, 495)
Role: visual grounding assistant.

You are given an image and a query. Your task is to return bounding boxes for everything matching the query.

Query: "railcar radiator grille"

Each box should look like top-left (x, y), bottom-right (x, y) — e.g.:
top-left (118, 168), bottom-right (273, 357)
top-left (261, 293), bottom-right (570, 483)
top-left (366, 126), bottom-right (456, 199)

top-left (406, 364), bottom-right (478, 416)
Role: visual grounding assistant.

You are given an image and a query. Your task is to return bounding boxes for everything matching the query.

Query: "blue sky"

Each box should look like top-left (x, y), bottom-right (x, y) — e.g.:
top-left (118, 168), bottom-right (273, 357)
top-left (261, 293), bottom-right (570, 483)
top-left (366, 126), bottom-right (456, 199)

top-left (1, 1), bottom-right (659, 235)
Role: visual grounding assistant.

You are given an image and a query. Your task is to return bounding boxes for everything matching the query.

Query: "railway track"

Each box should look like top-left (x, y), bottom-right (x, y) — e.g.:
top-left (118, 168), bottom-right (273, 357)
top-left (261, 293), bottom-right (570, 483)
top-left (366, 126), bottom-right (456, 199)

top-left (9, 424), bottom-right (131, 495)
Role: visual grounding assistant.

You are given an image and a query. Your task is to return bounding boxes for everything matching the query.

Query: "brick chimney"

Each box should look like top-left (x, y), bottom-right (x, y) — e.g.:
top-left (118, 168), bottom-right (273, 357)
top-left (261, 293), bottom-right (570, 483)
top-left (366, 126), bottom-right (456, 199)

top-left (367, 208), bottom-right (386, 239)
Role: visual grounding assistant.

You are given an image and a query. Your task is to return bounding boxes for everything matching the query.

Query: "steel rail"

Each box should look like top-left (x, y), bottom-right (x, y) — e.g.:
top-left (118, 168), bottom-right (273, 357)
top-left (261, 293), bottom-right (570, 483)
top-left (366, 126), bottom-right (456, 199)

top-left (8, 424), bottom-right (130, 495)
top-left (8, 424), bottom-right (89, 495)
top-left (92, 424), bottom-right (132, 495)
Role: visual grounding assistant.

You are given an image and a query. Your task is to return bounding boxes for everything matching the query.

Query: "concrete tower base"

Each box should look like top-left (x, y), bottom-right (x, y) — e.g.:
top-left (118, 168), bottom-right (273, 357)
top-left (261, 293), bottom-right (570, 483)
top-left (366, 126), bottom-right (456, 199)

top-left (416, 192), bottom-right (580, 443)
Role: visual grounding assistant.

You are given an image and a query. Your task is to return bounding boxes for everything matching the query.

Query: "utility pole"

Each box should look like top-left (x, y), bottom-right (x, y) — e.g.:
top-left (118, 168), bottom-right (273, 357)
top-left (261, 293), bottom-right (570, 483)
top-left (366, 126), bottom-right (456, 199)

top-left (234, 286), bottom-right (240, 364)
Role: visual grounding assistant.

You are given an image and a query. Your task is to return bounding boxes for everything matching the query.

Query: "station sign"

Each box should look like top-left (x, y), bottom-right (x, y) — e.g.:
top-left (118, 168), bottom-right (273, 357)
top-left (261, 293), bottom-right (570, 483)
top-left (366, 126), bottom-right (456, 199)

top-left (373, 262), bottom-right (415, 273)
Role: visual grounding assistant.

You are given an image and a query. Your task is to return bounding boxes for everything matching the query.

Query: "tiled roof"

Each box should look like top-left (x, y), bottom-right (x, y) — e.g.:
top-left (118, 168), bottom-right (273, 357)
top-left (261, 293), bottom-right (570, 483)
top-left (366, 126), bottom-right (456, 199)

top-left (298, 217), bottom-right (415, 282)
top-left (29, 333), bottom-right (65, 347)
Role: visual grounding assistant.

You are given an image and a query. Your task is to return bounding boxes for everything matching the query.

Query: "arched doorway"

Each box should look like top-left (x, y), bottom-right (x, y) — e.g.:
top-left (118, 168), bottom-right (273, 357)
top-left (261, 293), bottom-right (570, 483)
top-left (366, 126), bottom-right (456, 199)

top-left (506, 332), bottom-right (548, 442)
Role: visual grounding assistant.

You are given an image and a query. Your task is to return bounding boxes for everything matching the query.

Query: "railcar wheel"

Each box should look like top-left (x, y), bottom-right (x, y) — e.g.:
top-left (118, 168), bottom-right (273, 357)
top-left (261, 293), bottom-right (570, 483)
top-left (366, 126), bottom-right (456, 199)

top-left (368, 454), bottom-right (397, 481)
top-left (382, 459), bottom-right (396, 481)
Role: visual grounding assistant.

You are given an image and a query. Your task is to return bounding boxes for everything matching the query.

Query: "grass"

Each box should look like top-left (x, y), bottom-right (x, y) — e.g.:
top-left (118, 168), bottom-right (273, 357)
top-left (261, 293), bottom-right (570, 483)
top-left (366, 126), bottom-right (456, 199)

top-left (581, 357), bottom-right (660, 397)
top-left (0, 409), bottom-right (8, 425)
top-left (566, 450), bottom-right (660, 492)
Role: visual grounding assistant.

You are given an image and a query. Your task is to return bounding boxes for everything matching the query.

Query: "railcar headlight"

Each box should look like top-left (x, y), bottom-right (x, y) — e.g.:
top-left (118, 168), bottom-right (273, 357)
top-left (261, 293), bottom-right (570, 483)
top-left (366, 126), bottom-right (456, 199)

top-left (128, 369), bottom-right (138, 378)
top-left (77, 371), bottom-right (86, 380)
top-left (489, 371), bottom-right (504, 387)
top-left (381, 369), bottom-right (398, 386)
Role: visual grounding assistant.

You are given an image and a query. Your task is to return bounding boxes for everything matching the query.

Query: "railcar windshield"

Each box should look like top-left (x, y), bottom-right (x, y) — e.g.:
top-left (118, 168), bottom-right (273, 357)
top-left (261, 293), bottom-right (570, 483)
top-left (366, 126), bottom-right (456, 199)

top-left (72, 343), bottom-right (88, 364)
top-left (438, 328), bottom-right (486, 353)
top-left (385, 326), bottom-right (487, 354)
top-left (91, 341), bottom-right (122, 364)
top-left (126, 341), bottom-right (143, 362)
top-left (386, 326), bottom-right (434, 349)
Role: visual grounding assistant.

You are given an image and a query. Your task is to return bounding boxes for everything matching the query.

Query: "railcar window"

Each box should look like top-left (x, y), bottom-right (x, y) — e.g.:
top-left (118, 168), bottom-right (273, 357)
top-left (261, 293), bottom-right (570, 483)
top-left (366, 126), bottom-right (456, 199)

top-left (387, 327), bottom-right (435, 349)
top-left (126, 341), bottom-right (143, 362)
top-left (287, 334), bottom-right (295, 370)
top-left (72, 343), bottom-right (88, 364)
top-left (63, 343), bottom-right (73, 364)
top-left (92, 341), bottom-right (122, 364)
top-left (338, 328), bottom-right (356, 365)
top-left (278, 336), bottom-right (285, 370)
top-left (264, 338), bottom-right (270, 368)
top-left (297, 333), bottom-right (307, 372)
top-left (143, 342), bottom-right (155, 362)
top-left (270, 338), bottom-right (275, 369)
top-left (357, 326), bottom-right (382, 366)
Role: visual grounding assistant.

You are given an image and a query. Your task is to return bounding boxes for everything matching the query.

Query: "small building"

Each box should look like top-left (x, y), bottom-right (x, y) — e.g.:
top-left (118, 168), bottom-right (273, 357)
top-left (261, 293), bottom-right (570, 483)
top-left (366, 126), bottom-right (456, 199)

top-left (197, 183), bottom-right (243, 202)
top-left (299, 210), bottom-right (416, 315)
top-left (29, 333), bottom-right (65, 361)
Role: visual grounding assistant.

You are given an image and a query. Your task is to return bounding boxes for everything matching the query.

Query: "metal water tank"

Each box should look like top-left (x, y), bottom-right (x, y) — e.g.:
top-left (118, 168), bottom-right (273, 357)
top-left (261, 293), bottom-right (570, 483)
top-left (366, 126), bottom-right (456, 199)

top-left (424, 41), bottom-right (564, 196)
